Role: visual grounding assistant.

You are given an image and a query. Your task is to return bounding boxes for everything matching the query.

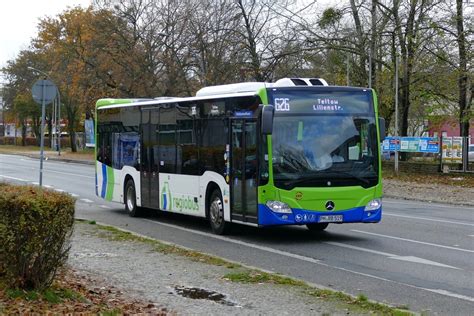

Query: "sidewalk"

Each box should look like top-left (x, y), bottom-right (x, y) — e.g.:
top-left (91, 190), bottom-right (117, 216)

top-left (0, 146), bottom-right (94, 165)
top-left (69, 221), bottom-right (404, 315)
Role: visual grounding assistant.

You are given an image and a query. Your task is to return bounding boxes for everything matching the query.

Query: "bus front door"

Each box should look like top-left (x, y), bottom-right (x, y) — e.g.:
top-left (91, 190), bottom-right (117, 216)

top-left (231, 119), bottom-right (258, 224)
top-left (140, 109), bottom-right (160, 210)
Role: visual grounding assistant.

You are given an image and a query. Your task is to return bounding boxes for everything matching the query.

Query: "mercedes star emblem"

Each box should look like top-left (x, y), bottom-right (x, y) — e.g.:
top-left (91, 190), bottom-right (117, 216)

top-left (325, 201), bottom-right (335, 211)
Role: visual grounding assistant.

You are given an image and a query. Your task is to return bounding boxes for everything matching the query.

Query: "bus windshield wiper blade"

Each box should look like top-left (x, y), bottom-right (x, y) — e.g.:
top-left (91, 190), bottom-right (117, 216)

top-left (335, 171), bottom-right (370, 185)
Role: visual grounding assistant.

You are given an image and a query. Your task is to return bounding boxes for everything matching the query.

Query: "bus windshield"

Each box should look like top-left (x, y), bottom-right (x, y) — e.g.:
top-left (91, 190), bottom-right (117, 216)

top-left (269, 88), bottom-right (378, 190)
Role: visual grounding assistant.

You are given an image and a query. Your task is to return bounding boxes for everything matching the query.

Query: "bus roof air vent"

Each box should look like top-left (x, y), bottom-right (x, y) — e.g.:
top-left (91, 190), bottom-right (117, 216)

top-left (273, 78), bottom-right (328, 87)
top-left (196, 82), bottom-right (268, 97)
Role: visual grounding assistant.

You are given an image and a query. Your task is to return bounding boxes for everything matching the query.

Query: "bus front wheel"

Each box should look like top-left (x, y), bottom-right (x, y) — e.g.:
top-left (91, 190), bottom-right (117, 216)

top-left (208, 190), bottom-right (229, 235)
top-left (306, 223), bottom-right (329, 231)
top-left (125, 179), bottom-right (142, 217)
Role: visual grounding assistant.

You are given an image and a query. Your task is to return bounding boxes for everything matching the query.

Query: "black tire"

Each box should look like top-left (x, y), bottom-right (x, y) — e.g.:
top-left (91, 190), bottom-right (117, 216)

top-left (306, 223), bottom-right (329, 232)
top-left (208, 189), bottom-right (230, 235)
top-left (125, 179), bottom-right (142, 217)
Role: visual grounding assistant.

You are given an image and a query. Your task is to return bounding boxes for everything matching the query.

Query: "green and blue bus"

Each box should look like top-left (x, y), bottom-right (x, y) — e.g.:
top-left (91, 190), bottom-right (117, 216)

top-left (95, 78), bottom-right (384, 234)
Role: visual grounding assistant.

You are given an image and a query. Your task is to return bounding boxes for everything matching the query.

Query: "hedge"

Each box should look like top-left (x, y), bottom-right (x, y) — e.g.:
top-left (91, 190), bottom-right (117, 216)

top-left (0, 184), bottom-right (75, 290)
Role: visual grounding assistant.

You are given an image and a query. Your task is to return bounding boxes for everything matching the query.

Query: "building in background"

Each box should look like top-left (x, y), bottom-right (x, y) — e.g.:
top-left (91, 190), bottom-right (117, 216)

top-left (428, 116), bottom-right (474, 140)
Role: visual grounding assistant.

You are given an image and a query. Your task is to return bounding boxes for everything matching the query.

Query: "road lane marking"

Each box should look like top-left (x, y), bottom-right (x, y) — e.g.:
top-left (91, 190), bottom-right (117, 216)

top-left (421, 289), bottom-right (474, 302)
top-left (384, 199), bottom-right (474, 211)
top-left (351, 230), bottom-right (474, 253)
top-left (134, 218), bottom-right (473, 302)
top-left (324, 241), bottom-right (460, 270)
top-left (99, 205), bottom-right (111, 209)
top-left (54, 189), bottom-right (65, 192)
top-left (45, 169), bottom-right (95, 179)
top-left (80, 199), bottom-right (94, 203)
top-left (142, 219), bottom-right (321, 264)
top-left (44, 185), bottom-right (53, 188)
top-left (70, 193), bottom-right (79, 197)
top-left (0, 175), bottom-right (28, 182)
top-left (384, 212), bottom-right (474, 227)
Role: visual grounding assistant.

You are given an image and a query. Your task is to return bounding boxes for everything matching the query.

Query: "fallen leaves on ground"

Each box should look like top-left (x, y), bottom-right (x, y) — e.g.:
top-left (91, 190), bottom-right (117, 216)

top-left (383, 170), bottom-right (474, 188)
top-left (0, 268), bottom-right (171, 315)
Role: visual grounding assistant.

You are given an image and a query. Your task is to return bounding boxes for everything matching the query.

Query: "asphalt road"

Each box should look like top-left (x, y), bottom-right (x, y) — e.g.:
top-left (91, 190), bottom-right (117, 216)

top-left (1, 153), bottom-right (473, 315)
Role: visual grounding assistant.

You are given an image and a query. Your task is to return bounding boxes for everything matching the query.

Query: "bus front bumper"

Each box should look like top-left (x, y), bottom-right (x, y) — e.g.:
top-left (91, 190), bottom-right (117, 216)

top-left (257, 204), bottom-right (382, 226)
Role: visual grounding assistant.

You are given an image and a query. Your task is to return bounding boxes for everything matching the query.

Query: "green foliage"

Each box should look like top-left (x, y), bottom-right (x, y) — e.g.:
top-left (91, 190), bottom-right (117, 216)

top-left (3, 285), bottom-right (83, 305)
top-left (0, 184), bottom-right (75, 290)
top-left (224, 270), bottom-right (306, 286)
top-left (318, 8), bottom-right (343, 29)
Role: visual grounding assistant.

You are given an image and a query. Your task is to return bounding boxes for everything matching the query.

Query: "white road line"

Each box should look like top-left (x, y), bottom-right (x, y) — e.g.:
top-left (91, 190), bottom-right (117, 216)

top-left (384, 199), bottom-right (474, 211)
top-left (45, 169), bottom-right (95, 179)
top-left (142, 219), bottom-right (320, 264)
top-left (421, 288), bottom-right (474, 303)
top-left (0, 175), bottom-right (27, 182)
top-left (384, 212), bottom-right (474, 227)
top-left (138, 218), bottom-right (472, 302)
top-left (54, 189), bottom-right (65, 192)
top-left (324, 241), bottom-right (460, 270)
top-left (351, 230), bottom-right (474, 254)
top-left (31, 182), bottom-right (39, 185)
top-left (70, 193), bottom-right (80, 197)
top-left (80, 198), bottom-right (94, 203)
top-left (325, 241), bottom-right (393, 256)
top-left (99, 205), bottom-right (111, 209)
top-left (469, 235), bottom-right (474, 237)
top-left (44, 185), bottom-right (53, 188)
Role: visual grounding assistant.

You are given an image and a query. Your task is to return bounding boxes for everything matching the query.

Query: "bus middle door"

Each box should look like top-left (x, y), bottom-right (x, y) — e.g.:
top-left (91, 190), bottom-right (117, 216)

top-left (140, 108), bottom-right (160, 210)
top-left (230, 119), bottom-right (258, 224)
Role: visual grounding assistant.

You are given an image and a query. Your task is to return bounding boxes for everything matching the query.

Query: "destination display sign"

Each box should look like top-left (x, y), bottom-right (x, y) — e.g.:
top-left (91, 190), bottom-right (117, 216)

top-left (270, 89), bottom-right (373, 114)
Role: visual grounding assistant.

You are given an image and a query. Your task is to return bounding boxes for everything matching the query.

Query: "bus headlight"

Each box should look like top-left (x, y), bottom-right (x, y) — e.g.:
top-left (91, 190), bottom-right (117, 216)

top-left (365, 199), bottom-right (381, 211)
top-left (266, 201), bottom-right (292, 214)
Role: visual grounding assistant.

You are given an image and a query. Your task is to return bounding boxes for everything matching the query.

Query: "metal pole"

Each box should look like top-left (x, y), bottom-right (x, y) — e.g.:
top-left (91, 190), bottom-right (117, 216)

top-left (39, 81), bottom-right (46, 187)
top-left (346, 53), bottom-right (350, 86)
top-left (57, 88), bottom-right (61, 156)
top-left (368, 50), bottom-right (372, 89)
top-left (394, 56), bottom-right (399, 174)
top-left (51, 97), bottom-right (56, 148)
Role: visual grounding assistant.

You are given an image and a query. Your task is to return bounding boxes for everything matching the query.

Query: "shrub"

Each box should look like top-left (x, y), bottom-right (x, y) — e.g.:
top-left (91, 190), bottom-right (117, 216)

top-left (0, 184), bottom-right (75, 290)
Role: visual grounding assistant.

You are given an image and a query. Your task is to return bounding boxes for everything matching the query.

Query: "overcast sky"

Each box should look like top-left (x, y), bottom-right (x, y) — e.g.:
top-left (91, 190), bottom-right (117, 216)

top-left (0, 0), bottom-right (91, 71)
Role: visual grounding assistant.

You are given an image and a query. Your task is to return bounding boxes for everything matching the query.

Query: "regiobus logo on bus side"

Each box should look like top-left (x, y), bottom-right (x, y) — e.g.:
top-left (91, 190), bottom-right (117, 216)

top-left (161, 181), bottom-right (199, 212)
top-left (161, 182), bottom-right (172, 210)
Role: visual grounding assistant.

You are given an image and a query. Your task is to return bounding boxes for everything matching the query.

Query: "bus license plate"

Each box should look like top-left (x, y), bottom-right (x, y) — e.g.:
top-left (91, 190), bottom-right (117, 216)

top-left (319, 215), bottom-right (343, 223)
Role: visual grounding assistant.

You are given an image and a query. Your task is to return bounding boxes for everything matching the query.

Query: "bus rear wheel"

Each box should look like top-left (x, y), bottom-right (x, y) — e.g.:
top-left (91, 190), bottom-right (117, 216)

top-left (125, 179), bottom-right (142, 217)
top-left (208, 189), bottom-right (229, 235)
top-left (306, 223), bottom-right (329, 231)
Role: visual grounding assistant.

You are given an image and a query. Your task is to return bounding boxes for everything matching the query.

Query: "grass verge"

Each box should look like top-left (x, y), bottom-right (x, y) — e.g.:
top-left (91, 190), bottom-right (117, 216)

top-left (86, 220), bottom-right (413, 315)
top-left (86, 220), bottom-right (239, 269)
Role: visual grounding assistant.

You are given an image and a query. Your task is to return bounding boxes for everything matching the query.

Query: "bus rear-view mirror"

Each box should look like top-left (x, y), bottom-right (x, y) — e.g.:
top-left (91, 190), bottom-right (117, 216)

top-left (378, 117), bottom-right (386, 139)
top-left (261, 105), bottom-right (275, 135)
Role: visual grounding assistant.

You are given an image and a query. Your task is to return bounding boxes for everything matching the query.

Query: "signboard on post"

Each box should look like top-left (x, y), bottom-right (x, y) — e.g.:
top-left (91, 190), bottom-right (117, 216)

top-left (383, 137), bottom-right (439, 153)
top-left (84, 119), bottom-right (95, 147)
top-left (442, 137), bottom-right (463, 162)
top-left (31, 79), bottom-right (57, 187)
top-left (32, 80), bottom-right (56, 105)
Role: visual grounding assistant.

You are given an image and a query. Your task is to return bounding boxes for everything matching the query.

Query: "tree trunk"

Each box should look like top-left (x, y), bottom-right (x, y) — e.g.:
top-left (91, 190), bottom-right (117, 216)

top-left (21, 122), bottom-right (26, 147)
top-left (370, 0), bottom-right (377, 89)
top-left (456, 0), bottom-right (469, 137)
top-left (69, 128), bottom-right (77, 152)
